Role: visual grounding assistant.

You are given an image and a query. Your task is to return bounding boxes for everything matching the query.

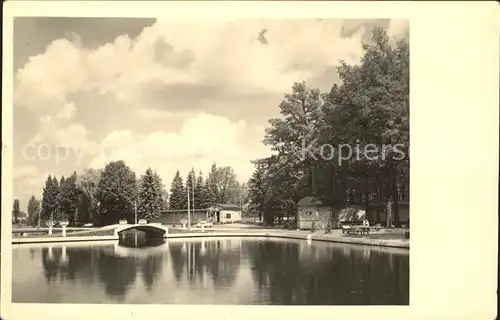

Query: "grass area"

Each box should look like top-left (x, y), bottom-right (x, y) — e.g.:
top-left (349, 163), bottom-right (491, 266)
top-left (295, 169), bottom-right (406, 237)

top-left (64, 229), bottom-right (116, 237)
top-left (169, 228), bottom-right (218, 234)
top-left (13, 228), bottom-right (116, 238)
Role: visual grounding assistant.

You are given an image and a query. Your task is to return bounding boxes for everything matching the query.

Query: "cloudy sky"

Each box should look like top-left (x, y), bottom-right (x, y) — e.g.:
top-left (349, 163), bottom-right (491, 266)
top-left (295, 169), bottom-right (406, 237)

top-left (12, 17), bottom-right (408, 209)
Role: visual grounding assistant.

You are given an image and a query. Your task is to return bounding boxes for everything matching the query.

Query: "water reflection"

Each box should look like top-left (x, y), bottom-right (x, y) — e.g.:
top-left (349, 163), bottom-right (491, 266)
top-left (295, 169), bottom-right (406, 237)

top-left (13, 237), bottom-right (409, 305)
top-left (242, 240), bottom-right (408, 305)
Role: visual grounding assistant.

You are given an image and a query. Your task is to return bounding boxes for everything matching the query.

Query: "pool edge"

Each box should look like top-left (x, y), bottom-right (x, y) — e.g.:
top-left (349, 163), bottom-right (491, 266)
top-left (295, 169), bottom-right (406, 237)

top-left (11, 231), bottom-right (409, 249)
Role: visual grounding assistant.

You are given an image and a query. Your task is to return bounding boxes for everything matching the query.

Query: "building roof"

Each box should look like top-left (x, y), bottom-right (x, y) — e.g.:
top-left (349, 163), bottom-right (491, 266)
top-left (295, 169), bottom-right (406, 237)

top-left (297, 196), bottom-right (325, 207)
top-left (212, 203), bottom-right (241, 211)
top-left (338, 206), bottom-right (366, 222)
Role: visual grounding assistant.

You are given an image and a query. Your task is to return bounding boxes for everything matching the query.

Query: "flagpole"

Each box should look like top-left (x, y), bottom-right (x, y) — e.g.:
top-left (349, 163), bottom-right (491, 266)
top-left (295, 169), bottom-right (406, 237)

top-left (192, 173), bottom-right (195, 215)
top-left (187, 181), bottom-right (191, 229)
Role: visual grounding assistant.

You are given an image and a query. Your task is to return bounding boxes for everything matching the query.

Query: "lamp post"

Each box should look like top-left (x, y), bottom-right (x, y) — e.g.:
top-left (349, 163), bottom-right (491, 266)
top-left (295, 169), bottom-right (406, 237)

top-left (134, 200), bottom-right (137, 225)
top-left (187, 183), bottom-right (191, 229)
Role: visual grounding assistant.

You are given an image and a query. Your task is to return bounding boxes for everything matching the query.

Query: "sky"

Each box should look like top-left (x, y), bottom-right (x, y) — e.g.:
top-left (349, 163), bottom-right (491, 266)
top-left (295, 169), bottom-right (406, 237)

top-left (12, 17), bottom-right (408, 210)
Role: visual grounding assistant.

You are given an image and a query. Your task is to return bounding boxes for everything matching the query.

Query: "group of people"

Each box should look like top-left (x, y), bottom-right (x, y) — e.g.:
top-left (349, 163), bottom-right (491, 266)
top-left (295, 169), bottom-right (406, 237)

top-left (362, 218), bottom-right (370, 228)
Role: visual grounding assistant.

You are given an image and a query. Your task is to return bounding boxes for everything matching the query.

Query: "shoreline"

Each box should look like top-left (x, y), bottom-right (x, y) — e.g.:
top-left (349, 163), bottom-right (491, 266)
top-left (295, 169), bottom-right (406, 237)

top-left (11, 229), bottom-right (409, 249)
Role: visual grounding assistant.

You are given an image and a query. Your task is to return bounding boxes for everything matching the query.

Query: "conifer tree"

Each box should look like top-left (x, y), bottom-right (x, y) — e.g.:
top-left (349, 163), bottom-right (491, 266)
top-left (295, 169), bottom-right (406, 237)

top-left (27, 195), bottom-right (41, 226)
top-left (57, 172), bottom-right (79, 224)
top-left (51, 176), bottom-right (60, 221)
top-left (137, 168), bottom-right (164, 221)
top-left (194, 171), bottom-right (207, 209)
top-left (185, 168), bottom-right (195, 210)
top-left (168, 170), bottom-right (185, 210)
top-left (41, 175), bottom-right (55, 223)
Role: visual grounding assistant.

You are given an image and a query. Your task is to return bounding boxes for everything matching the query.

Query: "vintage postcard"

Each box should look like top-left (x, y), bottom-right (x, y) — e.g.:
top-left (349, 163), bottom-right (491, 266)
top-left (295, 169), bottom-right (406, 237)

top-left (2, 1), bottom-right (498, 320)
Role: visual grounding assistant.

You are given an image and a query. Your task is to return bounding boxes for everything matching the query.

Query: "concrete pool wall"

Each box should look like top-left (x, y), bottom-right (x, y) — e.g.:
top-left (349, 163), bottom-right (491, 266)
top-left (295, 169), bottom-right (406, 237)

top-left (11, 229), bottom-right (409, 249)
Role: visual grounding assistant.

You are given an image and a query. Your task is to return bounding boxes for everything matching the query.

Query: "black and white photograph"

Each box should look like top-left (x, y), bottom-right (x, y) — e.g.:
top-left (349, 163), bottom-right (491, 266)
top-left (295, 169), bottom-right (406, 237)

top-left (1, 1), bottom-right (498, 319)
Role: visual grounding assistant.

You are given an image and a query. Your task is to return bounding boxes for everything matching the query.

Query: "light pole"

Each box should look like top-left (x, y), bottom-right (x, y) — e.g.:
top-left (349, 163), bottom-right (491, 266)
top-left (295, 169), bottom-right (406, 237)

top-left (187, 183), bottom-right (191, 229)
top-left (134, 199), bottom-right (137, 225)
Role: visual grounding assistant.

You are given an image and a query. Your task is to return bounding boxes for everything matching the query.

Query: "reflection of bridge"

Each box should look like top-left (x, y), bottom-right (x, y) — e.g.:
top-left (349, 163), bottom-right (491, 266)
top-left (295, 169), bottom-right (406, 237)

top-left (114, 223), bottom-right (169, 238)
top-left (112, 242), bottom-right (170, 258)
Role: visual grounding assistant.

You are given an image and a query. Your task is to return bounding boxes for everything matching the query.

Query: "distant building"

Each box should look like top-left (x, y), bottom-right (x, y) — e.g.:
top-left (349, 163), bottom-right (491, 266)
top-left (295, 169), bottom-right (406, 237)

top-left (296, 197), bottom-right (334, 230)
top-left (208, 204), bottom-right (242, 224)
top-left (297, 196), bottom-right (368, 230)
top-left (157, 203), bottom-right (243, 225)
top-left (13, 211), bottom-right (28, 224)
top-left (158, 208), bottom-right (209, 225)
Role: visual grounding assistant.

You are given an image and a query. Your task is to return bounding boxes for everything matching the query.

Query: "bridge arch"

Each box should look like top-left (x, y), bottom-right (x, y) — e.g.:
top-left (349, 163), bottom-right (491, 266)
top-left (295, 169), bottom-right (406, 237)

top-left (114, 224), bottom-right (169, 238)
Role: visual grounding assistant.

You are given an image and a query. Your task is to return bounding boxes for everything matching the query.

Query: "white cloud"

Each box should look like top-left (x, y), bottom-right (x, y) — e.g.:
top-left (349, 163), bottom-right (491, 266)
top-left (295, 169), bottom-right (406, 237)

top-left (55, 102), bottom-right (77, 119)
top-left (15, 39), bottom-right (88, 114)
top-left (89, 113), bottom-right (266, 184)
top-left (13, 19), bottom-right (405, 201)
top-left (15, 19), bottom-right (366, 115)
top-left (30, 116), bottom-right (99, 154)
top-left (137, 108), bottom-right (195, 120)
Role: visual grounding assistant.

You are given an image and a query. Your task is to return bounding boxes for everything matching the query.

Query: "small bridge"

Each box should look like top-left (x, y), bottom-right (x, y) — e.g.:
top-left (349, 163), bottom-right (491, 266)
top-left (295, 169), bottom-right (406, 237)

top-left (114, 223), bottom-right (169, 238)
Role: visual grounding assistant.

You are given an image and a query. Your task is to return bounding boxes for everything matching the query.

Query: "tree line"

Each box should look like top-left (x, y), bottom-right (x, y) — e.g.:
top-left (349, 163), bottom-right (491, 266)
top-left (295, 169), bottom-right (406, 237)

top-left (247, 27), bottom-right (409, 226)
top-left (17, 161), bottom-right (247, 227)
top-left (168, 163), bottom-right (247, 211)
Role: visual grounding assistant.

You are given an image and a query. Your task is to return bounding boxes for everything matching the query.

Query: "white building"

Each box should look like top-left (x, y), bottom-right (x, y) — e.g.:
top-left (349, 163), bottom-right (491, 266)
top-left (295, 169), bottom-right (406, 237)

top-left (208, 204), bottom-right (242, 224)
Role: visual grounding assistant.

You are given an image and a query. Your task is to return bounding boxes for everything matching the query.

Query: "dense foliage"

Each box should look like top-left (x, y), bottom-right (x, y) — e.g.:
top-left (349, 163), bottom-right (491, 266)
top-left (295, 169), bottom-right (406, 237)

top-left (246, 27), bottom-right (409, 226)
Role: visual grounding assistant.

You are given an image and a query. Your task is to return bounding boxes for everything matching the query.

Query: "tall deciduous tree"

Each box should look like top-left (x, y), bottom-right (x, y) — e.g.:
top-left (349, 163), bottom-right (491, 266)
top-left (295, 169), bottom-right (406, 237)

top-left (169, 170), bottom-right (185, 210)
top-left (12, 199), bottom-right (20, 223)
top-left (207, 163), bottom-right (239, 204)
top-left (41, 175), bottom-right (57, 224)
top-left (247, 27), bottom-right (409, 227)
top-left (137, 168), bottom-right (164, 221)
top-left (57, 171), bottom-right (79, 225)
top-left (51, 176), bottom-right (60, 221)
top-left (96, 160), bottom-right (138, 225)
top-left (75, 168), bottom-right (102, 225)
top-left (320, 27), bottom-right (409, 224)
top-left (27, 195), bottom-right (41, 226)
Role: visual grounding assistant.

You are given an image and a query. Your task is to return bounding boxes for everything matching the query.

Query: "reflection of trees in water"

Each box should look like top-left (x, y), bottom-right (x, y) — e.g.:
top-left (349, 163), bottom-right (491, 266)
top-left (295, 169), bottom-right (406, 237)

top-left (38, 238), bottom-right (172, 300)
top-left (64, 248), bottom-right (98, 284)
top-left (243, 240), bottom-right (409, 305)
top-left (41, 246), bottom-right (102, 286)
top-left (97, 248), bottom-right (137, 298)
top-left (116, 231), bottom-right (166, 292)
top-left (41, 245), bottom-right (138, 300)
top-left (41, 248), bottom-right (61, 283)
top-left (168, 239), bottom-right (241, 289)
top-left (141, 253), bottom-right (163, 291)
top-left (203, 239), bottom-right (241, 289)
top-left (168, 243), bottom-right (185, 283)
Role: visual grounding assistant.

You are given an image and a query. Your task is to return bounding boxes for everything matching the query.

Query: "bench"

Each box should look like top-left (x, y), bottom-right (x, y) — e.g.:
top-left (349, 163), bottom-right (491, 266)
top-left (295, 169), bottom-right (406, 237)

top-left (342, 225), bottom-right (370, 235)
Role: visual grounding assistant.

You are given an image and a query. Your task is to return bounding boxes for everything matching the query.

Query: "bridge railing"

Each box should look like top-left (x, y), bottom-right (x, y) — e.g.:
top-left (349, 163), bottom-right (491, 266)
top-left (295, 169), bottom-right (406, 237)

top-left (114, 223), bottom-right (170, 238)
top-left (12, 226), bottom-right (88, 237)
